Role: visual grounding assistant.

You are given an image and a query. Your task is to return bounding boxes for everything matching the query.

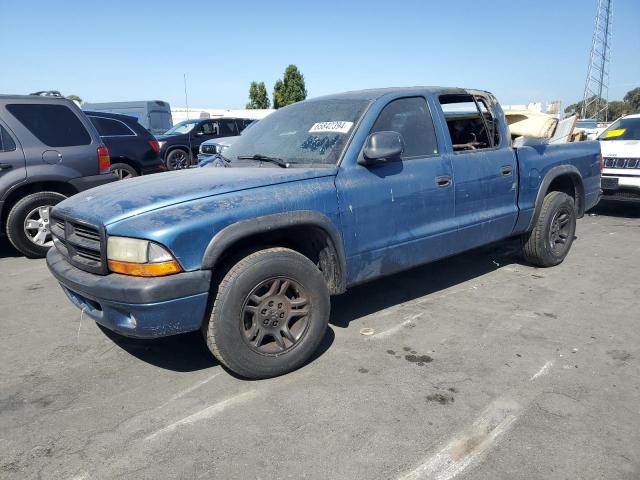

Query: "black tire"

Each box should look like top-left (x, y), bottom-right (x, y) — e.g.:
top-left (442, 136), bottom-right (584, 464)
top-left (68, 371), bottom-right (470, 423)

top-left (166, 149), bottom-right (191, 170)
top-left (204, 247), bottom-right (330, 379)
top-left (6, 191), bottom-right (67, 258)
top-left (522, 191), bottom-right (576, 267)
top-left (110, 162), bottom-right (138, 180)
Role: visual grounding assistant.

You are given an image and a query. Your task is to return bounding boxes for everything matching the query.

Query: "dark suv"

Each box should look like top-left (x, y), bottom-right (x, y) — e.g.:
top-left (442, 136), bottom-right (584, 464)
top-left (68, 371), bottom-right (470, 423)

top-left (156, 117), bottom-right (253, 170)
top-left (85, 111), bottom-right (165, 179)
top-left (0, 95), bottom-right (117, 257)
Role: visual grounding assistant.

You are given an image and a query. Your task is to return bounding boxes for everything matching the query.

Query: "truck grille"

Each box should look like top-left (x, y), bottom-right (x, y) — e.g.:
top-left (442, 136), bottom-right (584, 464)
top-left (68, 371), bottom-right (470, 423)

top-left (50, 213), bottom-right (107, 274)
top-left (603, 157), bottom-right (639, 169)
top-left (201, 144), bottom-right (218, 155)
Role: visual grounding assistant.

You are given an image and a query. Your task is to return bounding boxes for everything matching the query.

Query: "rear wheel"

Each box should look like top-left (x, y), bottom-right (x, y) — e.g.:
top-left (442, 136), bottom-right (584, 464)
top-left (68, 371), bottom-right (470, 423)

top-left (166, 149), bottom-right (190, 170)
top-left (6, 191), bottom-right (67, 258)
top-left (204, 247), bottom-right (330, 379)
top-left (522, 191), bottom-right (576, 267)
top-left (110, 162), bottom-right (138, 180)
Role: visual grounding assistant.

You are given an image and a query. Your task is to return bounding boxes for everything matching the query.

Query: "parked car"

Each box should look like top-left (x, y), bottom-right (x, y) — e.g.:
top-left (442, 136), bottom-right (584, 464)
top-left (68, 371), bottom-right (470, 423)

top-left (0, 94), bottom-right (116, 257)
top-left (156, 117), bottom-right (253, 170)
top-left (82, 100), bottom-right (172, 136)
top-left (197, 119), bottom-right (257, 163)
top-left (84, 111), bottom-right (165, 179)
top-left (47, 87), bottom-right (601, 379)
top-left (598, 114), bottom-right (640, 202)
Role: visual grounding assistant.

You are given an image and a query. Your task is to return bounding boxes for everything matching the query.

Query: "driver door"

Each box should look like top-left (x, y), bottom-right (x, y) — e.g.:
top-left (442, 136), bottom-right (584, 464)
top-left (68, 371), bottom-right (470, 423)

top-left (335, 96), bottom-right (456, 285)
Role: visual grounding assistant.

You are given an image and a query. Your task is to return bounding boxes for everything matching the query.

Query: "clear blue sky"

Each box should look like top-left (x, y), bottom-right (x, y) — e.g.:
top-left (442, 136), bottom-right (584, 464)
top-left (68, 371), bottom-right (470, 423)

top-left (1, 0), bottom-right (638, 110)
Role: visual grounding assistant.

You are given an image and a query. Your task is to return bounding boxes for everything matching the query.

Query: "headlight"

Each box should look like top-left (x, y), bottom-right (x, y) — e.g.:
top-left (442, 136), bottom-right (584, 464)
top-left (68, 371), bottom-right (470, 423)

top-left (107, 236), bottom-right (182, 277)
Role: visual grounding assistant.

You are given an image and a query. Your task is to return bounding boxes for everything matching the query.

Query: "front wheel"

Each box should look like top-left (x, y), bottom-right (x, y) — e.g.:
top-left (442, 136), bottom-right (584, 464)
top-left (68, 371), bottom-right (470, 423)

top-left (522, 191), bottom-right (576, 267)
top-left (204, 248), bottom-right (330, 379)
top-left (166, 149), bottom-right (191, 170)
top-left (6, 191), bottom-right (67, 258)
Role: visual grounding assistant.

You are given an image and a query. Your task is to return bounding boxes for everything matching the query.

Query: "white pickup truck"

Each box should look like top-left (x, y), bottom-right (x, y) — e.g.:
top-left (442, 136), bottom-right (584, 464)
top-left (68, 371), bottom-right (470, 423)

top-left (599, 114), bottom-right (640, 201)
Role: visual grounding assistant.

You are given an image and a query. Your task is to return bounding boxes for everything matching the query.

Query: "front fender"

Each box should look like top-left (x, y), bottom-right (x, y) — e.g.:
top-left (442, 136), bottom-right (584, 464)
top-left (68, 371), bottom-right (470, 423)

top-left (201, 210), bottom-right (347, 293)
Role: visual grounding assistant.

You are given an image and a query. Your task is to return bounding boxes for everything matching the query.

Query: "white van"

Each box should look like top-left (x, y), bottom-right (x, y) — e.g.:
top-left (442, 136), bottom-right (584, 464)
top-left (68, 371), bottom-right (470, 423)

top-left (82, 100), bottom-right (172, 136)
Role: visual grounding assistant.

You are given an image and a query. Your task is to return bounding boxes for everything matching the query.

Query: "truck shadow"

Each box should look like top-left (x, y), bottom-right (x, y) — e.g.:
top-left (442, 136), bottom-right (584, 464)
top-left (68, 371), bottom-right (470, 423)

top-left (98, 322), bottom-right (336, 378)
top-left (0, 238), bottom-right (20, 259)
top-left (330, 238), bottom-right (524, 328)
top-left (102, 238), bottom-right (523, 374)
top-left (588, 201), bottom-right (640, 219)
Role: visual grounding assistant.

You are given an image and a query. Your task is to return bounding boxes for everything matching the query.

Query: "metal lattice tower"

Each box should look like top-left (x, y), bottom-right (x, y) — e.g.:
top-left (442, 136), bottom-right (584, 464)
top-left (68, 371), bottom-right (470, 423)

top-left (581, 0), bottom-right (613, 121)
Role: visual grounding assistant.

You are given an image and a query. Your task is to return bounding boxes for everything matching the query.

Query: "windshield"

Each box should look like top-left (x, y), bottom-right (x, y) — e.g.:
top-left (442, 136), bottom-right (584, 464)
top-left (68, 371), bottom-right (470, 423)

top-left (164, 119), bottom-right (198, 135)
top-left (224, 99), bottom-right (370, 165)
top-left (598, 117), bottom-right (640, 141)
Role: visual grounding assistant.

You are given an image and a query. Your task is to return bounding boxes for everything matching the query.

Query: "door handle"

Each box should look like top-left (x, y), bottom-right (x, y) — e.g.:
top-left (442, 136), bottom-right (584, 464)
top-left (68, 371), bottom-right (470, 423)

top-left (0, 163), bottom-right (13, 171)
top-left (500, 165), bottom-right (513, 176)
top-left (435, 175), bottom-right (452, 188)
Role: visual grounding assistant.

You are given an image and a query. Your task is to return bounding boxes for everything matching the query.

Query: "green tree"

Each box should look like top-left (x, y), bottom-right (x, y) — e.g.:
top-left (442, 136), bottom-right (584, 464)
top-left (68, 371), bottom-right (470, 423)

top-left (273, 79), bottom-right (285, 109)
top-left (246, 81), bottom-right (271, 109)
top-left (67, 94), bottom-right (82, 104)
top-left (623, 87), bottom-right (640, 112)
top-left (607, 101), bottom-right (632, 120)
top-left (272, 65), bottom-right (307, 109)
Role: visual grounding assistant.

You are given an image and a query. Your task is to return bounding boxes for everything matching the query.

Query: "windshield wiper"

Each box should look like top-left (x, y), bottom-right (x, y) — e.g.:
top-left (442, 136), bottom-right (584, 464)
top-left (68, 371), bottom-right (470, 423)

top-left (237, 154), bottom-right (291, 168)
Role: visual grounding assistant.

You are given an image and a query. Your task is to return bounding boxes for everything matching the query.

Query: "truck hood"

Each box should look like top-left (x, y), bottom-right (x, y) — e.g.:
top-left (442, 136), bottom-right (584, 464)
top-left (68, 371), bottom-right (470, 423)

top-left (54, 167), bottom-right (337, 226)
top-left (599, 140), bottom-right (640, 157)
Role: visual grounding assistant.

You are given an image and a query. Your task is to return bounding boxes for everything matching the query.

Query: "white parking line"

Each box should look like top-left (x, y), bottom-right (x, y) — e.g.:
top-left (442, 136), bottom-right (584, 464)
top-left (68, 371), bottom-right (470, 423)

top-left (372, 314), bottom-right (421, 339)
top-left (158, 372), bottom-right (223, 408)
top-left (397, 398), bottom-right (521, 480)
top-left (530, 361), bottom-right (553, 381)
top-left (146, 390), bottom-right (258, 441)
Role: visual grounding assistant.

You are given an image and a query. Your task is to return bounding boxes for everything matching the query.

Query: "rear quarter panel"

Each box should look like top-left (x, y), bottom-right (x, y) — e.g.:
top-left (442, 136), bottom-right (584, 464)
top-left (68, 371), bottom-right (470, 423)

top-left (513, 140), bottom-right (601, 233)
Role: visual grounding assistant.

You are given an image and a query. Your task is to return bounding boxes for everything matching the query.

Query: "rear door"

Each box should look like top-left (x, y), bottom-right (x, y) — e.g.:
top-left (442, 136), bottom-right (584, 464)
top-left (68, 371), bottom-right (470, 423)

top-left (0, 119), bottom-right (26, 196)
top-left (5, 101), bottom-right (100, 178)
top-left (88, 114), bottom-right (138, 160)
top-left (436, 93), bottom-right (518, 250)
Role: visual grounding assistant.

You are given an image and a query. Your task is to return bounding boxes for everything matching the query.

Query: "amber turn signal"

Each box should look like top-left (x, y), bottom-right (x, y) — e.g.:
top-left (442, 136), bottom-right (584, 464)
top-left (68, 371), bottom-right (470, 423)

top-left (107, 259), bottom-right (182, 277)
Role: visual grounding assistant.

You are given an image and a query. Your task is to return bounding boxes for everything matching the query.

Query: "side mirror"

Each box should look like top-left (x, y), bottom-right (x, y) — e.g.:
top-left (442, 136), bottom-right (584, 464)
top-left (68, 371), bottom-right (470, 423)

top-left (359, 131), bottom-right (404, 166)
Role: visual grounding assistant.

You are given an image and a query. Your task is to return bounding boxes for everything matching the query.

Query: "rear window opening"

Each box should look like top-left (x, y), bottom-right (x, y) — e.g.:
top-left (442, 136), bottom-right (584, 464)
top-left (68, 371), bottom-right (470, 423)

top-left (439, 94), bottom-right (500, 152)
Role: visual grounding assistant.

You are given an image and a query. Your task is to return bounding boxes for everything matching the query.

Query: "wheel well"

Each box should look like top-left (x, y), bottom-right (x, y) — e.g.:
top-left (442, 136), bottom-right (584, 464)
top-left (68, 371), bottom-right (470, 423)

top-left (212, 225), bottom-right (344, 295)
top-left (110, 158), bottom-right (141, 175)
top-left (1, 181), bottom-right (76, 226)
top-left (546, 174), bottom-right (584, 216)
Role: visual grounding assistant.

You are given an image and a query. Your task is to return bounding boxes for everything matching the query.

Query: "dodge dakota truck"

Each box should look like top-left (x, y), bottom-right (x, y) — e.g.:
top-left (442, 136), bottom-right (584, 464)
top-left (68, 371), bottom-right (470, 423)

top-left (47, 87), bottom-right (602, 379)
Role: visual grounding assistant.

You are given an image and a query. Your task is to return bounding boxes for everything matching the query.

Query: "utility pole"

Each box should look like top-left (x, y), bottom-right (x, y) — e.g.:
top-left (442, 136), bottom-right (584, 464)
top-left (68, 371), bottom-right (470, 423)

top-left (581, 0), bottom-right (613, 122)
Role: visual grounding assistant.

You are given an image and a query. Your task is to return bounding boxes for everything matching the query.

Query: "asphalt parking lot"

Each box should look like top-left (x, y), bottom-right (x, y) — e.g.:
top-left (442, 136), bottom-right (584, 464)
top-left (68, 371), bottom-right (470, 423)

top-left (1, 201), bottom-right (639, 480)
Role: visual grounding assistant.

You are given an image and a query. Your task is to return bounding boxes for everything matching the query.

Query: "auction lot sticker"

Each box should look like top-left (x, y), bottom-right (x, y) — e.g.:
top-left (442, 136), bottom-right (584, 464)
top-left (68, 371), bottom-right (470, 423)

top-left (309, 121), bottom-right (353, 134)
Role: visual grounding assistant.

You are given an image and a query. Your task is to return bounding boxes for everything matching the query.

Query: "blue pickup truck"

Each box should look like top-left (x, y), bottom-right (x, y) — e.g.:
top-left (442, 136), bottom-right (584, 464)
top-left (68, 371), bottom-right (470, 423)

top-left (47, 87), bottom-right (602, 378)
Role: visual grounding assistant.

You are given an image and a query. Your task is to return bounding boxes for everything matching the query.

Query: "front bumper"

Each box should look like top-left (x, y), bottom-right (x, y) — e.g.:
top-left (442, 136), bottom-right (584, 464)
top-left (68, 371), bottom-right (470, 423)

top-left (47, 248), bottom-right (211, 338)
top-left (601, 172), bottom-right (640, 201)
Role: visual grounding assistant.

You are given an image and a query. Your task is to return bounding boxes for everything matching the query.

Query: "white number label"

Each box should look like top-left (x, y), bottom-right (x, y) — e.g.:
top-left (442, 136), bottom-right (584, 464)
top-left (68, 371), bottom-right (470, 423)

top-left (308, 121), bottom-right (353, 134)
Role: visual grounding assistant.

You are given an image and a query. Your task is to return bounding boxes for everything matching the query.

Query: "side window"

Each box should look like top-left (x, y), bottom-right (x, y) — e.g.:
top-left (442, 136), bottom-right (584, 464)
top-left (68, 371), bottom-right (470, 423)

top-left (438, 94), bottom-right (498, 152)
top-left (7, 104), bottom-right (91, 147)
top-left (201, 121), bottom-right (219, 135)
top-left (370, 97), bottom-right (439, 158)
top-left (220, 119), bottom-right (238, 136)
top-left (89, 117), bottom-right (135, 137)
top-left (0, 124), bottom-right (17, 152)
